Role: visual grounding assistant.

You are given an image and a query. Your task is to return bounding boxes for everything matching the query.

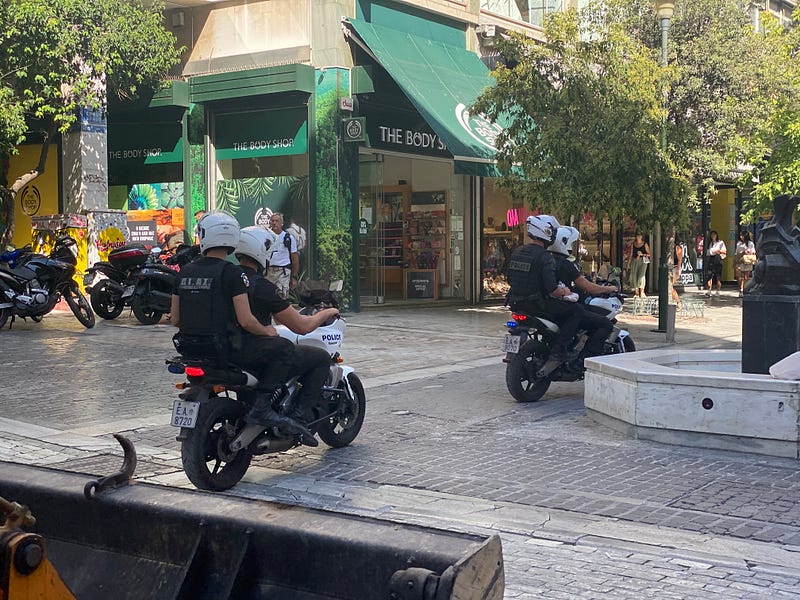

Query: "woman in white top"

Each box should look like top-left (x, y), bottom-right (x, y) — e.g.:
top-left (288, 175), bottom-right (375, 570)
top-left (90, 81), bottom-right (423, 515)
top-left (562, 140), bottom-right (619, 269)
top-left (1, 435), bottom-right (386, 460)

top-left (705, 230), bottom-right (727, 297)
top-left (734, 230), bottom-right (756, 297)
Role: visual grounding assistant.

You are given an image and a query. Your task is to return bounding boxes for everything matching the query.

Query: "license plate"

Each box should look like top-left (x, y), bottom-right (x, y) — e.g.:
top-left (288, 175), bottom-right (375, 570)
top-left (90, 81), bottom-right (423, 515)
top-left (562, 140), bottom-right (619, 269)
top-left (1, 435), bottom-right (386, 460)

top-left (171, 400), bottom-right (200, 428)
top-left (121, 285), bottom-right (135, 299)
top-left (503, 334), bottom-right (522, 354)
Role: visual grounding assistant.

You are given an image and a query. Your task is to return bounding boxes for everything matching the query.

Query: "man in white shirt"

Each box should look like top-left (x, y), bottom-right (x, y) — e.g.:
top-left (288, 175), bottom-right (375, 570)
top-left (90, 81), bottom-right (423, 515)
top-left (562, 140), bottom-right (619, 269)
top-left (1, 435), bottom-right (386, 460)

top-left (266, 212), bottom-right (299, 299)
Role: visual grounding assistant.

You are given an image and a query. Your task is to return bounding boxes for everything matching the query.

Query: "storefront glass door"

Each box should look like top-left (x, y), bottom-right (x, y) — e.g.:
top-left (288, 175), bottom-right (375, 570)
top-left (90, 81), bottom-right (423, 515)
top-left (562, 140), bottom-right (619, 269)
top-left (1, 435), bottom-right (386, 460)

top-left (358, 154), bottom-right (406, 303)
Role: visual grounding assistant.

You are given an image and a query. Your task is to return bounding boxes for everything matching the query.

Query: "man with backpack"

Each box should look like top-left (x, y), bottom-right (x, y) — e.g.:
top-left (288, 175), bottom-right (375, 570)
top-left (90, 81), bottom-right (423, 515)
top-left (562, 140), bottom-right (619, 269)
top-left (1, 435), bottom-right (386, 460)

top-left (266, 212), bottom-right (298, 299)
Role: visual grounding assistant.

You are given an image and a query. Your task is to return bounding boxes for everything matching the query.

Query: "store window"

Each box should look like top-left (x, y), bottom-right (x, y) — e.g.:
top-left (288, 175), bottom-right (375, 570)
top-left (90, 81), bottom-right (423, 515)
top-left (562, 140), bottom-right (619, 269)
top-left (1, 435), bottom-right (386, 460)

top-left (481, 178), bottom-right (525, 299)
top-left (481, 0), bottom-right (561, 27)
top-left (212, 107), bottom-right (310, 273)
top-left (107, 113), bottom-right (185, 250)
top-left (358, 152), bottom-right (465, 304)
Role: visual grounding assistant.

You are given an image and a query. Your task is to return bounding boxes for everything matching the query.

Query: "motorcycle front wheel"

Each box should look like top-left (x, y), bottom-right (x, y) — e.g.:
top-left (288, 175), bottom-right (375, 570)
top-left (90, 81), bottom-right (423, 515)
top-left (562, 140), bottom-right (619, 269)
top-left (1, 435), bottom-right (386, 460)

top-left (505, 339), bottom-right (552, 403)
top-left (64, 282), bottom-right (95, 328)
top-left (131, 295), bottom-right (164, 325)
top-left (90, 280), bottom-right (124, 320)
top-left (181, 396), bottom-right (252, 491)
top-left (317, 374), bottom-right (366, 448)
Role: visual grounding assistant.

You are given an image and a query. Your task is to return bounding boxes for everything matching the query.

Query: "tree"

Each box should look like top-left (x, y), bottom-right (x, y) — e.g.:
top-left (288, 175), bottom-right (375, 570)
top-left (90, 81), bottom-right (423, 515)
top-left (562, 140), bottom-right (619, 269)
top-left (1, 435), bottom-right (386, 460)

top-left (473, 0), bottom-right (790, 228)
top-left (472, 6), bottom-right (686, 229)
top-left (746, 10), bottom-right (800, 221)
top-left (0, 0), bottom-right (183, 246)
top-left (616, 0), bottom-right (791, 210)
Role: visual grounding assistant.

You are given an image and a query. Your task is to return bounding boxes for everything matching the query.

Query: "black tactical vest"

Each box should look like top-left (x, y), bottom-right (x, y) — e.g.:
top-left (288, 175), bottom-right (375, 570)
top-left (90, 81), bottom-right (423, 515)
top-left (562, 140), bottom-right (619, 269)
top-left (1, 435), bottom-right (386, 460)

top-left (507, 243), bottom-right (547, 300)
top-left (176, 259), bottom-right (239, 357)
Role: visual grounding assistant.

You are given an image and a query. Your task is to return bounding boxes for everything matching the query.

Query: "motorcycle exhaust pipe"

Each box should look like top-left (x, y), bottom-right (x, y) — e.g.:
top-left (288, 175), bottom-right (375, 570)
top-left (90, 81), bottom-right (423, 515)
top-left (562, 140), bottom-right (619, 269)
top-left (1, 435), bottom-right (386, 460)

top-left (254, 436), bottom-right (295, 454)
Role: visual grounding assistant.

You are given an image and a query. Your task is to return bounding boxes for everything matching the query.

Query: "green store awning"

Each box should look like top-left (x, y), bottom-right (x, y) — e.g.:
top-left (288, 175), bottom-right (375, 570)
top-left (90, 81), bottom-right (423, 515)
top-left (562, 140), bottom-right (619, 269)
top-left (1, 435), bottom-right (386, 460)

top-left (344, 18), bottom-right (502, 176)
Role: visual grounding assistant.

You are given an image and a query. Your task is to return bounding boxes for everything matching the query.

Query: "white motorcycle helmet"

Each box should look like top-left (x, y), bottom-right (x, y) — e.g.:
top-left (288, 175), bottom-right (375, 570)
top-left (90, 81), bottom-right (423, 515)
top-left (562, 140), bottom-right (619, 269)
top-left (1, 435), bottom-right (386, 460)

top-left (526, 215), bottom-right (560, 246)
top-left (235, 226), bottom-right (278, 273)
top-left (550, 226), bottom-right (580, 257)
top-left (197, 210), bottom-right (240, 255)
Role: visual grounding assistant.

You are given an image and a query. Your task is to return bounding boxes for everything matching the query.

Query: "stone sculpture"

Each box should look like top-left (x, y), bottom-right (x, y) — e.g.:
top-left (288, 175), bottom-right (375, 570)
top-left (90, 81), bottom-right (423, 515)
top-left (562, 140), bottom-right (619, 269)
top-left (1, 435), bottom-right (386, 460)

top-left (745, 193), bottom-right (800, 295)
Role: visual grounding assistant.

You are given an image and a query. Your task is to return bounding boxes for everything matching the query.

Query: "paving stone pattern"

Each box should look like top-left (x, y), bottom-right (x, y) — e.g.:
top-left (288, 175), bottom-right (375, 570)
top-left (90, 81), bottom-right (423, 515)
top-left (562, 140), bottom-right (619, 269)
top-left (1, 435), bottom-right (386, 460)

top-left (2, 303), bottom-right (799, 598)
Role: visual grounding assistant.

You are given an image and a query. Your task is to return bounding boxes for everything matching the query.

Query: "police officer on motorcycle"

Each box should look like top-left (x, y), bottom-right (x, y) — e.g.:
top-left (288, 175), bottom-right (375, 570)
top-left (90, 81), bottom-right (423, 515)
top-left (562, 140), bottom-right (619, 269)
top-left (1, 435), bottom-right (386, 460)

top-left (506, 215), bottom-right (583, 377)
top-left (234, 226), bottom-right (340, 446)
top-left (170, 211), bottom-right (305, 432)
top-left (549, 226), bottom-right (617, 361)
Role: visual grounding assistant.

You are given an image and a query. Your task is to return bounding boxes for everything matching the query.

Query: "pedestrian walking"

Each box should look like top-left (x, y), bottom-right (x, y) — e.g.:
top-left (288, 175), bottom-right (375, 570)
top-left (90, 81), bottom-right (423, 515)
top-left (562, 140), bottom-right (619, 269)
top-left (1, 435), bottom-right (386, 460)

top-left (705, 230), bottom-right (727, 297)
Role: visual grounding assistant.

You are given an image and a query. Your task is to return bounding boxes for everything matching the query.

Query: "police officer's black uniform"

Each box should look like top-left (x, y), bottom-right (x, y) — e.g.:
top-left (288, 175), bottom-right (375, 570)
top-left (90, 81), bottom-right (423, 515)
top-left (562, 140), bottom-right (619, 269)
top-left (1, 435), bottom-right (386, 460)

top-left (173, 256), bottom-right (248, 360)
top-left (506, 243), bottom-right (583, 358)
top-left (554, 257), bottom-right (613, 358)
top-left (241, 265), bottom-right (331, 423)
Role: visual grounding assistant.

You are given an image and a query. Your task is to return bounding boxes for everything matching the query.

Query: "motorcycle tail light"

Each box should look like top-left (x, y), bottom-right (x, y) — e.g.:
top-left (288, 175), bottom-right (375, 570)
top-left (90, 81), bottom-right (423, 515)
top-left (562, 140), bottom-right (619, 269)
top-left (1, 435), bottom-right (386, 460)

top-left (213, 385), bottom-right (227, 394)
top-left (175, 382), bottom-right (187, 389)
top-left (511, 313), bottom-right (527, 322)
top-left (185, 366), bottom-right (205, 377)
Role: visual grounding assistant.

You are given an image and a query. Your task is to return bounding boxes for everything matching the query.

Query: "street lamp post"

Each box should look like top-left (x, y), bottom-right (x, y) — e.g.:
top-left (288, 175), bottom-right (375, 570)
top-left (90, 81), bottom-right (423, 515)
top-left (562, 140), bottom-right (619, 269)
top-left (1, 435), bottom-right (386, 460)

top-left (655, 0), bottom-right (674, 334)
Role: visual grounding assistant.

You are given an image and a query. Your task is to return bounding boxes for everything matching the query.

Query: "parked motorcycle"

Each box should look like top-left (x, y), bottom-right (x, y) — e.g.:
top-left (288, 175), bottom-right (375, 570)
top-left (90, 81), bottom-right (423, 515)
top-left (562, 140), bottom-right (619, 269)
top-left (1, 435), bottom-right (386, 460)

top-left (166, 287), bottom-right (364, 491)
top-left (130, 244), bottom-right (199, 325)
top-left (84, 244), bottom-right (149, 320)
top-left (503, 281), bottom-right (635, 403)
top-left (0, 236), bottom-right (95, 329)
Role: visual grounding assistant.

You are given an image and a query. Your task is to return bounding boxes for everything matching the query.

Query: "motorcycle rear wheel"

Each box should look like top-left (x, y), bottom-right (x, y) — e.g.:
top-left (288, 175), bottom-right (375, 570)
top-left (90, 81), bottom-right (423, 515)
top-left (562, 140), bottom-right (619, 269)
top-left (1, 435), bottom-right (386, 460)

top-left (131, 295), bottom-right (164, 325)
top-left (317, 374), bottom-right (366, 448)
top-left (90, 280), bottom-right (124, 320)
top-left (506, 339), bottom-right (551, 403)
top-left (64, 282), bottom-right (95, 328)
top-left (0, 308), bottom-right (8, 329)
top-left (181, 396), bottom-right (252, 491)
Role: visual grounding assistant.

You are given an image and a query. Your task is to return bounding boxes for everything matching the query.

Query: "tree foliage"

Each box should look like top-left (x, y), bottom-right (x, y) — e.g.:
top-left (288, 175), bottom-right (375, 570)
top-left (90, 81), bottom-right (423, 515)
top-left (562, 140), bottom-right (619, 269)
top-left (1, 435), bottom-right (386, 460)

top-left (747, 10), bottom-right (800, 221)
top-left (473, 0), bottom-right (791, 228)
top-left (0, 0), bottom-right (183, 245)
top-left (473, 6), bottom-right (685, 229)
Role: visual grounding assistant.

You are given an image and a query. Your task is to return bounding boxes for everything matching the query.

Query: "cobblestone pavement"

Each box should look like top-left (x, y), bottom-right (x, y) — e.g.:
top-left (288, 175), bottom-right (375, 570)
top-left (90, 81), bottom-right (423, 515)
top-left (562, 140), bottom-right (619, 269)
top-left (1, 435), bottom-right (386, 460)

top-left (2, 292), bottom-right (799, 598)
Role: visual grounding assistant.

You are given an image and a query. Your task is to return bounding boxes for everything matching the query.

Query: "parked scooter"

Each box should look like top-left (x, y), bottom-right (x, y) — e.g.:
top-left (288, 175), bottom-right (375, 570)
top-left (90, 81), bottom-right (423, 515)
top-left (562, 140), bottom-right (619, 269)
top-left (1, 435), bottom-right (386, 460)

top-left (502, 276), bottom-right (635, 402)
top-left (166, 285), bottom-right (364, 491)
top-left (0, 236), bottom-right (95, 329)
top-left (130, 244), bottom-right (199, 325)
top-left (84, 244), bottom-right (149, 320)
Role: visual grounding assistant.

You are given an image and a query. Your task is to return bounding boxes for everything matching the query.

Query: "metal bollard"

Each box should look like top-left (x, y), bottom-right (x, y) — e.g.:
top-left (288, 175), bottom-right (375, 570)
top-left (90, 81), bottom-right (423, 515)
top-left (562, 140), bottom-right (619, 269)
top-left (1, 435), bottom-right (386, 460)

top-left (666, 303), bottom-right (676, 343)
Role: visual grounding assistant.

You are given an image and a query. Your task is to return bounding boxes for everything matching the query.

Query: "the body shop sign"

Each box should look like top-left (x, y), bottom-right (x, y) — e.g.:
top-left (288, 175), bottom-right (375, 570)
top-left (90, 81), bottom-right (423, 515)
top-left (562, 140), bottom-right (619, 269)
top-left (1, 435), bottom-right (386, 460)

top-left (361, 101), bottom-right (451, 159)
top-left (215, 108), bottom-right (308, 160)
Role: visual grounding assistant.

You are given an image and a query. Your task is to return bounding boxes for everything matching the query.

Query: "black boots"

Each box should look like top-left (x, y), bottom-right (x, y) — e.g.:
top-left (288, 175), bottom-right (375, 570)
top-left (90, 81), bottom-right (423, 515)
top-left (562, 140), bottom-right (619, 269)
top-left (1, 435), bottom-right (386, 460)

top-left (245, 387), bottom-right (318, 447)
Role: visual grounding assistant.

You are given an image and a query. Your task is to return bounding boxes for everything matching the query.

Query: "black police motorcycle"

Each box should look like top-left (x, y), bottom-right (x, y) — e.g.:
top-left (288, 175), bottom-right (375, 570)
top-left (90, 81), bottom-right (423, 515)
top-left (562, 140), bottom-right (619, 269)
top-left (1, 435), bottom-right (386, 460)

top-left (0, 236), bottom-right (95, 329)
top-left (503, 276), bottom-right (635, 403)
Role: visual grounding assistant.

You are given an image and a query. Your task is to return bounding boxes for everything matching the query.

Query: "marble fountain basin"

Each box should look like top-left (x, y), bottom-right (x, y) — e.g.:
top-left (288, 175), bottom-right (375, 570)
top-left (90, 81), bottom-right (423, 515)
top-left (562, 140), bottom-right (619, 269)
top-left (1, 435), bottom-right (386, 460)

top-left (584, 349), bottom-right (800, 459)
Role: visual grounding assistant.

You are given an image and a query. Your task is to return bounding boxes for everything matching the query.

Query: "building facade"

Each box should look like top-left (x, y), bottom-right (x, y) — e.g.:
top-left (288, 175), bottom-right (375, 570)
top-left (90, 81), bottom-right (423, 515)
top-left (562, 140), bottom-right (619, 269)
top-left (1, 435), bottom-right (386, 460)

top-left (99, 0), bottom-right (553, 309)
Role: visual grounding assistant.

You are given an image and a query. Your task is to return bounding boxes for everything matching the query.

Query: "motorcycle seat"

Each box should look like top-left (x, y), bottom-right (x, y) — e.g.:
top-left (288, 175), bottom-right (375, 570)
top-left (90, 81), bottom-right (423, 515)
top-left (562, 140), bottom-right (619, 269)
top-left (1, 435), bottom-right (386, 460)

top-left (531, 316), bottom-right (560, 333)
